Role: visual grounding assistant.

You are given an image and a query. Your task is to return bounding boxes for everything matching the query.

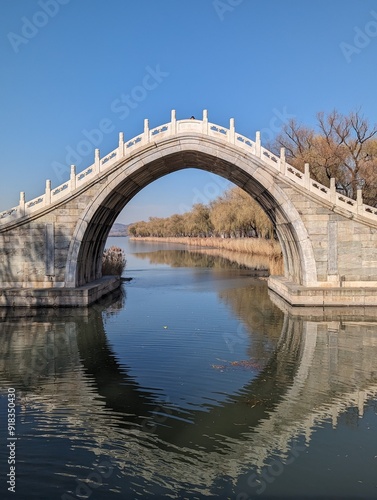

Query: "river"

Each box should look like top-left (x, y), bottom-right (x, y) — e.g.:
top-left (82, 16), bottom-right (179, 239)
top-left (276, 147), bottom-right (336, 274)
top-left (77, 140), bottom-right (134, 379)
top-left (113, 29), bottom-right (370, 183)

top-left (1, 237), bottom-right (377, 499)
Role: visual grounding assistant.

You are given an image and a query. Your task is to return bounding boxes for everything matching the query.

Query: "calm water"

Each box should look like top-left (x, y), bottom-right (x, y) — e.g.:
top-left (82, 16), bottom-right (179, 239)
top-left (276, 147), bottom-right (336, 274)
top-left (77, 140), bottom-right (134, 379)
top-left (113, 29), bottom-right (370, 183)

top-left (1, 237), bottom-right (377, 499)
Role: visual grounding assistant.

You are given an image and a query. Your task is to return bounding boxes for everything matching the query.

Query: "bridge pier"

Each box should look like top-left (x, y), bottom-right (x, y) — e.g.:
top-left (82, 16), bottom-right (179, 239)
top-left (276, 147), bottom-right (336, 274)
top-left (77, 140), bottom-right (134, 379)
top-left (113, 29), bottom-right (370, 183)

top-left (0, 276), bottom-right (120, 308)
top-left (268, 276), bottom-right (377, 307)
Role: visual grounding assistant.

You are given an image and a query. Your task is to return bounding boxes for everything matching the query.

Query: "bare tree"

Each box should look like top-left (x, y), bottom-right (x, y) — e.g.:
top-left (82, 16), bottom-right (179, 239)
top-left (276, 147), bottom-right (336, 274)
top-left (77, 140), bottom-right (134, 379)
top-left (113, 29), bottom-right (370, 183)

top-left (272, 109), bottom-right (377, 203)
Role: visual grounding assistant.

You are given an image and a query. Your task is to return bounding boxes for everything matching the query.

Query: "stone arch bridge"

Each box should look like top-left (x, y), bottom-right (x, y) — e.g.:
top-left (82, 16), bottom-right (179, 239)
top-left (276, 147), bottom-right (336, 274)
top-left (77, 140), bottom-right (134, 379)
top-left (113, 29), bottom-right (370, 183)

top-left (1, 110), bottom-right (377, 307)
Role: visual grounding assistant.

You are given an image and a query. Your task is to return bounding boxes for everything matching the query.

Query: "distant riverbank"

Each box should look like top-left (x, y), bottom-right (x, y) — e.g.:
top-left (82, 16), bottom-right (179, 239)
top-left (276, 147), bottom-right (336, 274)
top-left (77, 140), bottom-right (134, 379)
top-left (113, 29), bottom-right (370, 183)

top-left (129, 236), bottom-right (282, 259)
top-left (129, 237), bottom-right (283, 274)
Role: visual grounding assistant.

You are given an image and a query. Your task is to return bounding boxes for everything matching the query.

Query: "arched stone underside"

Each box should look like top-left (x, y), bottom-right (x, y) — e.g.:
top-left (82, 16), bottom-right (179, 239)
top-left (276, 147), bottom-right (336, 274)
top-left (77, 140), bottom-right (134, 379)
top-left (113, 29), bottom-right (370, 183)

top-left (67, 139), bottom-right (316, 289)
top-left (2, 111), bottom-right (377, 307)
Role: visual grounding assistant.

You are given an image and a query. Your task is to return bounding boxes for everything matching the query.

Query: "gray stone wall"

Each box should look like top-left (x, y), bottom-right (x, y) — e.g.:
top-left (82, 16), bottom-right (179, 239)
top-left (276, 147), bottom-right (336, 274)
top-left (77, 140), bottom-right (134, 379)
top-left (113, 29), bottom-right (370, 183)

top-left (1, 113), bottom-right (377, 306)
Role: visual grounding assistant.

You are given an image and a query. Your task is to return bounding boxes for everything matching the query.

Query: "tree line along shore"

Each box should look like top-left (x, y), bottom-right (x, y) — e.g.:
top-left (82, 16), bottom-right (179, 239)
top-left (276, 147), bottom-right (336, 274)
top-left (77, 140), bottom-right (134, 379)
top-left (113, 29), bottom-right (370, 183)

top-left (128, 186), bottom-right (282, 259)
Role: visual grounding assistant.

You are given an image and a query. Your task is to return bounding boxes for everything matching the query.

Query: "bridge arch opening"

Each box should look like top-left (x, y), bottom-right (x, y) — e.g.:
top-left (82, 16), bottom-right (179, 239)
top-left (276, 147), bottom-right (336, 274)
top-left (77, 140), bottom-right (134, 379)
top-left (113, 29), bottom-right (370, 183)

top-left (66, 139), bottom-right (316, 288)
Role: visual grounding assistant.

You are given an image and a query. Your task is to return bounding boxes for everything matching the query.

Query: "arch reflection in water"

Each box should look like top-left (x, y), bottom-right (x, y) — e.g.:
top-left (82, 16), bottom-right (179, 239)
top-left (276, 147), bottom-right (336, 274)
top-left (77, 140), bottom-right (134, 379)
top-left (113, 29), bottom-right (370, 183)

top-left (133, 246), bottom-right (284, 275)
top-left (1, 280), bottom-right (377, 498)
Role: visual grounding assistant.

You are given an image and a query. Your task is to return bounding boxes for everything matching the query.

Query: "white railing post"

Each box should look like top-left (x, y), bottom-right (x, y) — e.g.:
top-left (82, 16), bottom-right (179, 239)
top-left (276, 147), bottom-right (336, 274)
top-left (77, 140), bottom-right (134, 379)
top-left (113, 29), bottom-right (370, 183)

top-left (118, 132), bottom-right (124, 158)
top-left (357, 188), bottom-right (363, 214)
top-left (70, 165), bottom-right (76, 191)
top-left (95, 149), bottom-right (100, 173)
top-left (304, 163), bottom-right (310, 189)
top-left (255, 131), bottom-right (261, 157)
top-left (229, 118), bottom-right (235, 144)
top-left (279, 147), bottom-right (286, 174)
top-left (330, 178), bottom-right (336, 204)
top-left (19, 191), bottom-right (25, 217)
top-left (45, 180), bottom-right (51, 206)
top-left (144, 118), bottom-right (149, 143)
top-left (202, 109), bottom-right (208, 134)
top-left (171, 109), bottom-right (176, 134)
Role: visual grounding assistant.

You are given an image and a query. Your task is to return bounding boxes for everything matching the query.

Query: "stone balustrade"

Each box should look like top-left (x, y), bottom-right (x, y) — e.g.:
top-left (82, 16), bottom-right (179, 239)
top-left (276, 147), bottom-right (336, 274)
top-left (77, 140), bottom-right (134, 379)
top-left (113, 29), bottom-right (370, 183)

top-left (1, 109), bottom-right (376, 226)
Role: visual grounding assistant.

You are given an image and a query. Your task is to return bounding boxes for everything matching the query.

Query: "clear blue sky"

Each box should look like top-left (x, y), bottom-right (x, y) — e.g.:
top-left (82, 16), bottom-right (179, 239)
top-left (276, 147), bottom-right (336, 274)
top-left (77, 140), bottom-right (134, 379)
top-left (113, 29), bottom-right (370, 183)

top-left (1, 0), bottom-right (377, 223)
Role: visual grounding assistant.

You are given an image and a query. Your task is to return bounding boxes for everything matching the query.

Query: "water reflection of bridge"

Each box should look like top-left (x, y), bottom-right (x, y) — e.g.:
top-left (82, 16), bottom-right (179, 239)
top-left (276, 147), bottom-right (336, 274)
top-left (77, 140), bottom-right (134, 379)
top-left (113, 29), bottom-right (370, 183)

top-left (1, 289), bottom-right (377, 493)
top-left (132, 246), bottom-right (284, 276)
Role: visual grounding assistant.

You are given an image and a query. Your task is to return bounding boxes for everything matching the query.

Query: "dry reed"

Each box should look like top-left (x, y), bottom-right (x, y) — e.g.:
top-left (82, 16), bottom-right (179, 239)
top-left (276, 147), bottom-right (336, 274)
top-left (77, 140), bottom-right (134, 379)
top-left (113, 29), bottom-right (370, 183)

top-left (130, 236), bottom-right (282, 259)
top-left (102, 246), bottom-right (127, 276)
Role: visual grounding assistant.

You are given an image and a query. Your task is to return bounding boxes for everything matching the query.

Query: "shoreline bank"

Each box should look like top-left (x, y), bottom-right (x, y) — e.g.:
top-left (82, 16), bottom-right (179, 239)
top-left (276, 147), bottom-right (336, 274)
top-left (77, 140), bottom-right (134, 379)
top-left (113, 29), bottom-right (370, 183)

top-left (129, 236), bottom-right (282, 259)
top-left (128, 236), bottom-right (284, 274)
